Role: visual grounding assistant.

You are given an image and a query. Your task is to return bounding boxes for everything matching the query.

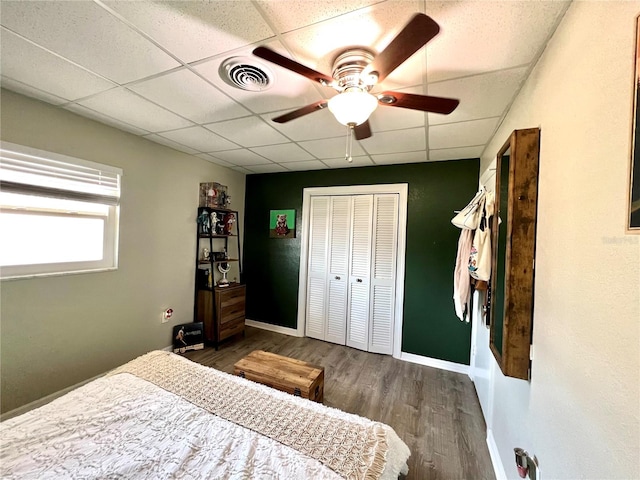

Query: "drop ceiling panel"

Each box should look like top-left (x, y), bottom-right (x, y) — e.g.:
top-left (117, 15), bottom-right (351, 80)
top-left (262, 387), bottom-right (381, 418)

top-left (424, 1), bottom-right (570, 82)
top-left (158, 126), bottom-right (239, 153)
top-left (262, 108), bottom-right (346, 141)
top-left (299, 137), bottom-right (366, 159)
top-left (64, 103), bottom-right (151, 136)
top-left (428, 67), bottom-right (528, 126)
top-left (254, 0), bottom-right (380, 33)
top-left (128, 68), bottom-right (251, 124)
top-left (196, 153), bottom-right (235, 168)
top-left (142, 134), bottom-right (200, 155)
top-left (281, 160), bottom-right (329, 171)
top-left (368, 103), bottom-right (426, 133)
top-left (1, 76), bottom-right (68, 106)
top-left (103, 0), bottom-right (275, 64)
top-left (213, 149), bottom-right (272, 166)
top-left (359, 127), bottom-right (426, 155)
top-left (372, 151), bottom-right (428, 165)
top-left (193, 42), bottom-right (325, 115)
top-left (281, 1), bottom-right (422, 78)
top-left (1, 28), bottom-right (116, 102)
top-left (429, 118), bottom-right (499, 150)
top-left (245, 163), bottom-right (289, 174)
top-left (250, 143), bottom-right (315, 163)
top-left (204, 117), bottom-right (289, 148)
top-left (77, 88), bottom-right (192, 132)
top-left (0, 1), bottom-right (180, 84)
top-left (322, 155), bottom-right (373, 169)
top-left (429, 145), bottom-right (484, 162)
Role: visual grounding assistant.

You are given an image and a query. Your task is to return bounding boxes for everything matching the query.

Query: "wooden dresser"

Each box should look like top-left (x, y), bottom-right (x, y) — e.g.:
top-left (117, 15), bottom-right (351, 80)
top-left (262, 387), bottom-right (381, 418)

top-left (197, 283), bottom-right (245, 347)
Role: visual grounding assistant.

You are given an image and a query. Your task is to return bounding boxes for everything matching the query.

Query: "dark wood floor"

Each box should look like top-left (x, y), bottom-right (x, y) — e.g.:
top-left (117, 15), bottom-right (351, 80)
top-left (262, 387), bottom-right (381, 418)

top-left (185, 327), bottom-right (495, 480)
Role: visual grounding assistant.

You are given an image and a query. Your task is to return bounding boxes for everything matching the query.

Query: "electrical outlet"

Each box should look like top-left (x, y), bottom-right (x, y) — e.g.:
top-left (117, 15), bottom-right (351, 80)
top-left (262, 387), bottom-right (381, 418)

top-left (161, 308), bottom-right (173, 323)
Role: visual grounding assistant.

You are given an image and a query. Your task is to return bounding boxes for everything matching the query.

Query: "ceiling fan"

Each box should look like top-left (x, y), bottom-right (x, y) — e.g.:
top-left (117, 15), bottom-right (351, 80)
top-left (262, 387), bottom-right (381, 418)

top-left (253, 13), bottom-right (459, 141)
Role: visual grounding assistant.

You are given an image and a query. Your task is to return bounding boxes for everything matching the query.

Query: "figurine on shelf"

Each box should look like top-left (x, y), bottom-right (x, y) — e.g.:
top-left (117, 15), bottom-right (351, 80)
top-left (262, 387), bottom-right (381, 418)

top-left (197, 210), bottom-right (210, 234)
top-left (223, 212), bottom-right (236, 235)
top-left (202, 248), bottom-right (210, 261)
top-left (210, 211), bottom-right (218, 233)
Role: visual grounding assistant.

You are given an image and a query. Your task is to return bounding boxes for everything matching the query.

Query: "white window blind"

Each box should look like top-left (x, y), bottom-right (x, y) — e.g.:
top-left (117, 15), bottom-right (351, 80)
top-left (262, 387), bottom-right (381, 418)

top-left (0, 141), bottom-right (121, 205)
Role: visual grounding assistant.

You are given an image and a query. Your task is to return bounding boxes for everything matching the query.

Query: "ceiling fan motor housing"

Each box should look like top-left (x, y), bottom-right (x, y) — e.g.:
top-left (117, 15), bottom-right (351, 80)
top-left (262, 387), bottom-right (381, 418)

top-left (331, 48), bottom-right (376, 91)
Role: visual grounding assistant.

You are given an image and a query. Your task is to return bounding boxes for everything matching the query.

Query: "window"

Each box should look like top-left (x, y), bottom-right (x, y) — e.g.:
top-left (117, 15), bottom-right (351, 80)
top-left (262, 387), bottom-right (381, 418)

top-left (0, 142), bottom-right (122, 279)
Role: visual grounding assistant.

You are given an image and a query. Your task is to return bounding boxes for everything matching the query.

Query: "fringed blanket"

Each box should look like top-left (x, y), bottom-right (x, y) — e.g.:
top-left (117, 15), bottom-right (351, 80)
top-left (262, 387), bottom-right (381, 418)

top-left (108, 351), bottom-right (407, 480)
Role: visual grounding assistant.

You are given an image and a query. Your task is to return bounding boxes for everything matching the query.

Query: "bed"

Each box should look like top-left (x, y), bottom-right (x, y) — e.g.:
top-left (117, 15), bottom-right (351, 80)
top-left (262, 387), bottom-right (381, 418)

top-left (0, 351), bottom-right (410, 479)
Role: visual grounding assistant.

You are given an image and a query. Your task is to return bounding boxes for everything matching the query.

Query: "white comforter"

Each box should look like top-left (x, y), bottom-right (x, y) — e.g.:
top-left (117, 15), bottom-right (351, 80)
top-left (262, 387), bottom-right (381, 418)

top-left (1, 358), bottom-right (410, 479)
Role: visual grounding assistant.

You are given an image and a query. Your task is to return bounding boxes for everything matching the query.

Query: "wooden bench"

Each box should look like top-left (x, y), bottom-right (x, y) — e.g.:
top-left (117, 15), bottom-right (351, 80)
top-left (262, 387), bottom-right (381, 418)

top-left (233, 350), bottom-right (324, 403)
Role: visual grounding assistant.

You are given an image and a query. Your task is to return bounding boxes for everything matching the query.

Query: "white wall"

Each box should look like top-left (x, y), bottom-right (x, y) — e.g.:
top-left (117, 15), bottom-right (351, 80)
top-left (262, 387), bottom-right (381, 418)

top-left (0, 89), bottom-right (245, 413)
top-left (475, 2), bottom-right (640, 479)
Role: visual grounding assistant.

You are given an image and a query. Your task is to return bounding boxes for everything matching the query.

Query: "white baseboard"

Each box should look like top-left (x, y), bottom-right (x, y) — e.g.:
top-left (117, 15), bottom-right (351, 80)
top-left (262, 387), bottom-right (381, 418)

top-left (245, 319), bottom-right (303, 337)
top-left (487, 429), bottom-right (508, 480)
top-left (399, 351), bottom-right (470, 375)
top-left (162, 345), bottom-right (173, 352)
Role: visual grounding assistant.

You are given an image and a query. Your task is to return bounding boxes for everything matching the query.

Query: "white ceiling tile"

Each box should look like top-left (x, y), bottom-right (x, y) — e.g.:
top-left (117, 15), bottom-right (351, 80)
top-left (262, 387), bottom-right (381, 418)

top-left (1, 28), bottom-right (116, 101)
top-left (128, 68), bottom-right (251, 124)
top-left (359, 127), bottom-right (426, 155)
top-left (194, 41), bottom-right (325, 115)
top-left (281, 2), bottom-right (423, 80)
top-left (372, 151), bottom-right (427, 165)
top-left (424, 1), bottom-right (570, 82)
top-left (254, 0), bottom-right (380, 33)
top-left (322, 155), bottom-right (373, 169)
top-left (142, 134), bottom-right (200, 155)
top-left (204, 117), bottom-right (289, 147)
top-left (64, 104), bottom-right (150, 136)
top-left (244, 163), bottom-right (289, 174)
top-left (250, 143), bottom-right (314, 163)
top-left (262, 108), bottom-right (347, 141)
top-left (1, 76), bottom-right (68, 106)
top-left (213, 149), bottom-right (272, 166)
top-left (298, 137), bottom-right (365, 159)
top-left (282, 160), bottom-right (329, 171)
top-left (429, 118), bottom-right (500, 150)
top-left (77, 88), bottom-right (192, 132)
top-left (429, 146), bottom-right (484, 162)
top-left (158, 126), bottom-right (238, 152)
top-left (232, 166), bottom-right (252, 174)
top-left (104, 1), bottom-right (275, 64)
top-left (428, 67), bottom-right (528, 126)
top-left (196, 153), bottom-right (235, 168)
top-left (0, 1), bottom-right (180, 84)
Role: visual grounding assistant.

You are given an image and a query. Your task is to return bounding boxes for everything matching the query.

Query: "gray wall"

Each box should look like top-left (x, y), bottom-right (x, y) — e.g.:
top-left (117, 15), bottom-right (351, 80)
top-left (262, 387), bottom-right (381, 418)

top-left (0, 90), bottom-right (245, 413)
top-left (475, 2), bottom-right (640, 479)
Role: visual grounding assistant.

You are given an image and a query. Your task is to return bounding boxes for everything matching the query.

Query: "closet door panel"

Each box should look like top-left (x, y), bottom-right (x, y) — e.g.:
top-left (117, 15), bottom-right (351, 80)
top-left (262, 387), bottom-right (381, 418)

top-left (346, 195), bottom-right (373, 350)
top-left (369, 194), bottom-right (398, 354)
top-left (347, 281), bottom-right (369, 351)
top-left (326, 196), bottom-right (351, 344)
top-left (306, 196), bottom-right (330, 340)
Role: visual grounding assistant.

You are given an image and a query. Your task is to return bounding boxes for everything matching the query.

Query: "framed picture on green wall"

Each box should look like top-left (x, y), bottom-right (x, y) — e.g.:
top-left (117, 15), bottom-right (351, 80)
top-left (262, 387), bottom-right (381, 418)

top-left (270, 209), bottom-right (295, 238)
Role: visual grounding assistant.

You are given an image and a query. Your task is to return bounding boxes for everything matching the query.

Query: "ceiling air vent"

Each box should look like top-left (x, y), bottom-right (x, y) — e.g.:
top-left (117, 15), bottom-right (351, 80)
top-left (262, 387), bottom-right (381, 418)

top-left (220, 57), bottom-right (274, 92)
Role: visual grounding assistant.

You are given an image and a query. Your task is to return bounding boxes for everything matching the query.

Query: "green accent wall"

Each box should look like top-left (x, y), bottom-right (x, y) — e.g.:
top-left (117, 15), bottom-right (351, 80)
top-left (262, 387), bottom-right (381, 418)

top-left (243, 159), bottom-right (479, 364)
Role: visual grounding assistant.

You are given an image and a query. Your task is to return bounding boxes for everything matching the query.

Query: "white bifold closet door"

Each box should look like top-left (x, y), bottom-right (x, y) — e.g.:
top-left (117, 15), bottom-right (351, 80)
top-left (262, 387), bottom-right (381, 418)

top-left (305, 193), bottom-right (398, 355)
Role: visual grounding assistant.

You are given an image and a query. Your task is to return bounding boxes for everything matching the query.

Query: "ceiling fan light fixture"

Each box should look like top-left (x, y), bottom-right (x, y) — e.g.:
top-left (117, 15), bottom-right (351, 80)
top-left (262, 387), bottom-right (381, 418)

top-left (327, 89), bottom-right (378, 126)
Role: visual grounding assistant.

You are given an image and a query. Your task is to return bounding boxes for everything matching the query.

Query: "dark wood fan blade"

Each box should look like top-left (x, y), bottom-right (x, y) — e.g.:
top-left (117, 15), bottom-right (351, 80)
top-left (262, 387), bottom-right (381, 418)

top-left (272, 101), bottom-right (329, 123)
top-left (253, 46), bottom-right (334, 85)
top-left (378, 91), bottom-right (459, 114)
top-left (365, 14), bottom-right (440, 83)
top-left (353, 121), bottom-right (372, 140)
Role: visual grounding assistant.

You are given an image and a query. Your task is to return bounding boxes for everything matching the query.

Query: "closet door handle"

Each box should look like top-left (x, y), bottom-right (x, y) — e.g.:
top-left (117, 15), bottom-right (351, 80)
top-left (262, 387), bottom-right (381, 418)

top-left (356, 278), bottom-right (363, 283)
top-left (335, 276), bottom-right (341, 280)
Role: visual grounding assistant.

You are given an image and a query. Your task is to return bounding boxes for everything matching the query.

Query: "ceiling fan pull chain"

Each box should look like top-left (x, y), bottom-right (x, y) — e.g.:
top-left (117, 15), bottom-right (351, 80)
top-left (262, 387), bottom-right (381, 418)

top-left (345, 126), bottom-right (354, 163)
